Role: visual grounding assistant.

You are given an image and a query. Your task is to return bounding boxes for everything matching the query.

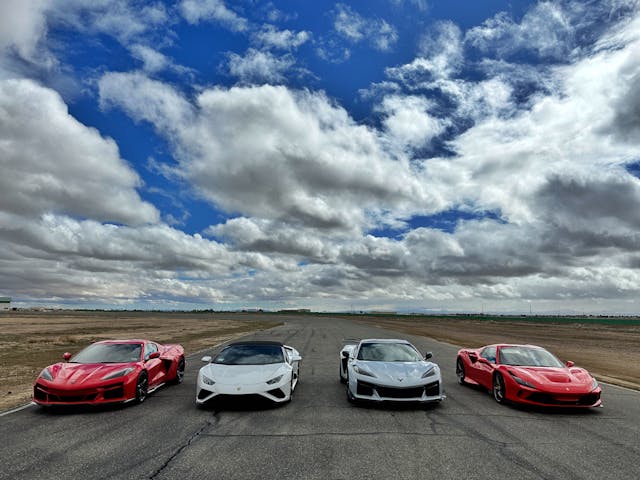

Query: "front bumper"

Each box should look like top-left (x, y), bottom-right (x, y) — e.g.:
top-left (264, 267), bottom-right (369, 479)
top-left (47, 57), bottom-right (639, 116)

top-left (196, 378), bottom-right (291, 404)
top-left (351, 379), bottom-right (445, 403)
top-left (509, 386), bottom-right (602, 407)
top-left (33, 379), bottom-right (135, 406)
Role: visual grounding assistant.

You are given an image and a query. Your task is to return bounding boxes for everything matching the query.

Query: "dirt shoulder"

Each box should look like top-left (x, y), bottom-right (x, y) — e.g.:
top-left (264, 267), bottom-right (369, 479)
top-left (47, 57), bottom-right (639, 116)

top-left (0, 311), bottom-right (280, 412)
top-left (348, 315), bottom-right (640, 391)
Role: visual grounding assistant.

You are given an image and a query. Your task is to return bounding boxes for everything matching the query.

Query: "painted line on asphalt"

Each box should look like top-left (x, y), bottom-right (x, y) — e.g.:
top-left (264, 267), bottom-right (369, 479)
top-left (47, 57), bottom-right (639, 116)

top-left (0, 402), bottom-right (36, 417)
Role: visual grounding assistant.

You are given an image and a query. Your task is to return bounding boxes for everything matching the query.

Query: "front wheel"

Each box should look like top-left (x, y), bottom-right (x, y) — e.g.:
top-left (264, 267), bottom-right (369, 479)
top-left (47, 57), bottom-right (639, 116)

top-left (135, 372), bottom-right (148, 404)
top-left (492, 373), bottom-right (506, 404)
top-left (456, 358), bottom-right (466, 385)
top-left (173, 357), bottom-right (185, 384)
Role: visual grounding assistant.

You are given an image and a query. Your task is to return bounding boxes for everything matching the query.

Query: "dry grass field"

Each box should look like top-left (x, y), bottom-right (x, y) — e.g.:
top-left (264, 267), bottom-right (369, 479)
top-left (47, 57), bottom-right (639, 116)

top-left (350, 315), bottom-right (640, 390)
top-left (0, 311), bottom-right (280, 412)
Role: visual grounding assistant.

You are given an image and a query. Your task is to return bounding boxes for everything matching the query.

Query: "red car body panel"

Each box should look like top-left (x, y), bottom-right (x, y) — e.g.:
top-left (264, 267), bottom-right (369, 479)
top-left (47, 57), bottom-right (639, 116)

top-left (33, 339), bottom-right (184, 406)
top-left (456, 344), bottom-right (602, 408)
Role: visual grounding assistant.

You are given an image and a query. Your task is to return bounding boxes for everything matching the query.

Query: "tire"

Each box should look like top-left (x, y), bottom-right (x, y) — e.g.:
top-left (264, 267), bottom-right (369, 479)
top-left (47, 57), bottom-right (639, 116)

top-left (346, 385), bottom-right (356, 404)
top-left (135, 372), bottom-right (148, 404)
top-left (173, 357), bottom-right (185, 384)
top-left (456, 358), bottom-right (466, 385)
top-left (339, 366), bottom-right (347, 384)
top-left (492, 372), bottom-right (506, 404)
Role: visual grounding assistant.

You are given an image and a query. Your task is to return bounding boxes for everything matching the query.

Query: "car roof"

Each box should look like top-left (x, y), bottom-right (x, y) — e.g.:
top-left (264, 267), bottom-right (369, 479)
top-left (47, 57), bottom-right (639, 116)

top-left (483, 344), bottom-right (545, 349)
top-left (360, 339), bottom-right (412, 344)
top-left (226, 341), bottom-right (284, 347)
top-left (95, 339), bottom-right (147, 344)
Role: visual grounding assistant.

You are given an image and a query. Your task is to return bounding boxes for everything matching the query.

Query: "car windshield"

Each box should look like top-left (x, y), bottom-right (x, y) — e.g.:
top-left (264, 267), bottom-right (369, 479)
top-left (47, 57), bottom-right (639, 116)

top-left (71, 343), bottom-right (142, 363)
top-left (499, 347), bottom-right (565, 367)
top-left (357, 342), bottom-right (422, 362)
top-left (214, 344), bottom-right (284, 365)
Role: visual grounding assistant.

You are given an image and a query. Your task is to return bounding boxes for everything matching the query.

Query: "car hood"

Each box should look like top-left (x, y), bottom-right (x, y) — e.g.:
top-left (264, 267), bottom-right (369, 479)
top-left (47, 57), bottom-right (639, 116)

top-left (508, 366), bottom-right (594, 389)
top-left (202, 363), bottom-right (286, 385)
top-left (45, 362), bottom-right (136, 385)
top-left (356, 361), bottom-right (437, 383)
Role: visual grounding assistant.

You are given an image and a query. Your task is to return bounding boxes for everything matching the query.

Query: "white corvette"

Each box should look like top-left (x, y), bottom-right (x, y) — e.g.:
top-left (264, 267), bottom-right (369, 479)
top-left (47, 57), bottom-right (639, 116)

top-left (340, 339), bottom-right (445, 404)
top-left (196, 341), bottom-right (301, 405)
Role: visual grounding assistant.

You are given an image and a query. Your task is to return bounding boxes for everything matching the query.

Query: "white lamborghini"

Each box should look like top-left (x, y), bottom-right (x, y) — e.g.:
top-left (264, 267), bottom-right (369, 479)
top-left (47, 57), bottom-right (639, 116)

top-left (340, 338), bottom-right (445, 404)
top-left (196, 341), bottom-right (301, 405)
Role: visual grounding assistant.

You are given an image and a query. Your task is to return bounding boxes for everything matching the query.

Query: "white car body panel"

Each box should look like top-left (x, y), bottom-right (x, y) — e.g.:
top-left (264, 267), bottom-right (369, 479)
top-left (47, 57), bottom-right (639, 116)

top-left (196, 342), bottom-right (301, 405)
top-left (340, 338), bottom-right (445, 404)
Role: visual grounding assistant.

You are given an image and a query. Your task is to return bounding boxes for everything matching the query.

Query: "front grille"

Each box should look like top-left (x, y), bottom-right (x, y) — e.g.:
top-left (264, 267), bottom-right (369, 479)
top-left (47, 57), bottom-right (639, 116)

top-left (34, 383), bottom-right (120, 403)
top-left (197, 389), bottom-right (211, 400)
top-left (526, 391), bottom-right (600, 406)
top-left (357, 380), bottom-right (427, 399)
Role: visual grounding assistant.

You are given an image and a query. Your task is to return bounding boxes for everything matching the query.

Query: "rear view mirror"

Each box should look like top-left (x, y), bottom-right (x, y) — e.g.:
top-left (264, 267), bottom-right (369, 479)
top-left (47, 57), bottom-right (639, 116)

top-left (63, 352), bottom-right (72, 361)
top-left (201, 356), bottom-right (212, 363)
top-left (424, 352), bottom-right (433, 360)
top-left (341, 351), bottom-right (350, 359)
top-left (147, 351), bottom-right (160, 360)
top-left (565, 360), bottom-right (575, 368)
top-left (291, 355), bottom-right (302, 362)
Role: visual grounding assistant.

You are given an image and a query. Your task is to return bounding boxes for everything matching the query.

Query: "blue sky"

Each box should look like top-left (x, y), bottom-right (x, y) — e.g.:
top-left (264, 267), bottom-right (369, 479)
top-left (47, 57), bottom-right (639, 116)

top-left (1, 1), bottom-right (640, 313)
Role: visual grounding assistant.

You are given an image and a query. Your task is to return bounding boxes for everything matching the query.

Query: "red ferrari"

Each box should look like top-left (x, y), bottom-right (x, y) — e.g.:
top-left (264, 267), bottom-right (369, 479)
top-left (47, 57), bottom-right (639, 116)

top-left (456, 344), bottom-right (602, 408)
top-left (33, 339), bottom-right (185, 407)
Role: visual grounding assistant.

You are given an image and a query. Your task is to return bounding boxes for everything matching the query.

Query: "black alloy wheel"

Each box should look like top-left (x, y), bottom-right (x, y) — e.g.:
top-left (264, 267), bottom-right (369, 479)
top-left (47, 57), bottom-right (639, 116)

top-left (456, 358), bottom-right (466, 385)
top-left (135, 372), bottom-right (149, 404)
top-left (492, 372), bottom-right (506, 404)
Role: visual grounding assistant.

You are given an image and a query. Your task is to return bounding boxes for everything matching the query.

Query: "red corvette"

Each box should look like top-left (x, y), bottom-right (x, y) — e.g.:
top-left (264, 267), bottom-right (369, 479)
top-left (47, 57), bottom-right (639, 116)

top-left (33, 339), bottom-right (185, 407)
top-left (456, 344), bottom-right (602, 408)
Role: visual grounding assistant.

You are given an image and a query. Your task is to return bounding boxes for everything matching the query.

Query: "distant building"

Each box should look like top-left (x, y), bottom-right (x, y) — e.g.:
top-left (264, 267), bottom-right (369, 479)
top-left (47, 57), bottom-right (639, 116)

top-left (278, 308), bottom-right (311, 313)
top-left (0, 297), bottom-right (10, 310)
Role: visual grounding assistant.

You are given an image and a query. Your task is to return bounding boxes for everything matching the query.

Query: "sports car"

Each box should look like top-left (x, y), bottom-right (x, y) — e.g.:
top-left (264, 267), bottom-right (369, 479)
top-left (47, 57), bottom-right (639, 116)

top-left (33, 339), bottom-right (185, 407)
top-left (196, 341), bottom-right (301, 405)
top-left (456, 344), bottom-right (602, 407)
top-left (340, 338), bottom-right (445, 404)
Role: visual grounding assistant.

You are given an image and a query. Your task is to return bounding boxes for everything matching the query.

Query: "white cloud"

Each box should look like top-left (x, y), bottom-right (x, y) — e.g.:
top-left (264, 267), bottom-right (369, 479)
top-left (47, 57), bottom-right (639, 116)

top-left (253, 25), bottom-right (311, 50)
top-left (0, 78), bottom-right (159, 225)
top-left (334, 4), bottom-right (398, 52)
top-left (0, 0), bottom-right (51, 67)
top-left (226, 48), bottom-right (296, 84)
top-left (180, 0), bottom-right (248, 32)
top-left (129, 44), bottom-right (169, 73)
top-left (378, 95), bottom-right (446, 149)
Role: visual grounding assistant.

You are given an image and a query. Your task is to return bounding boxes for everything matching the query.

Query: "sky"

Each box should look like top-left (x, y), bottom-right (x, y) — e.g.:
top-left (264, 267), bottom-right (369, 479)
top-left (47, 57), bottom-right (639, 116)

top-left (1, 0), bottom-right (640, 314)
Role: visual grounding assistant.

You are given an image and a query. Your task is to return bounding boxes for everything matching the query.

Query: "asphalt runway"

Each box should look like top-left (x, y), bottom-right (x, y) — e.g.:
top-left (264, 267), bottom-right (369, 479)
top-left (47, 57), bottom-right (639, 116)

top-left (1, 316), bottom-right (638, 480)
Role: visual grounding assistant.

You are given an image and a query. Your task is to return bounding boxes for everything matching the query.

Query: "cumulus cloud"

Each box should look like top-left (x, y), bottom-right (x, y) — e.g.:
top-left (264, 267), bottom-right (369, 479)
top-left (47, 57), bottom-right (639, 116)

top-left (180, 0), bottom-right (248, 32)
top-left (334, 4), bottom-right (398, 52)
top-left (252, 25), bottom-right (311, 50)
top-left (0, 78), bottom-right (159, 225)
top-left (226, 48), bottom-right (296, 84)
top-left (99, 77), bottom-right (441, 231)
top-left (378, 95), bottom-right (446, 149)
top-left (0, 0), bottom-right (52, 67)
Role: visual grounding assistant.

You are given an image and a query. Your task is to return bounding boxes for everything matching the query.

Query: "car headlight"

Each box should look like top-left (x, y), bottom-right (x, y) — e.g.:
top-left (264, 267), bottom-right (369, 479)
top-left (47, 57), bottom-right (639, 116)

top-left (266, 375), bottom-right (284, 385)
top-left (591, 378), bottom-right (599, 391)
top-left (353, 365), bottom-right (376, 378)
top-left (509, 371), bottom-right (536, 389)
top-left (422, 366), bottom-right (437, 378)
top-left (201, 374), bottom-right (216, 386)
top-left (39, 368), bottom-right (53, 381)
top-left (101, 367), bottom-right (135, 380)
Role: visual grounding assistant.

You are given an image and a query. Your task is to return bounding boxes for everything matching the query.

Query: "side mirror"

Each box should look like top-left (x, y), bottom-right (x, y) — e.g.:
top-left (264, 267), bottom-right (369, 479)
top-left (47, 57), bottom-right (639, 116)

top-left (63, 352), bottom-right (72, 361)
top-left (565, 360), bottom-right (575, 368)
top-left (424, 352), bottom-right (433, 360)
top-left (341, 351), bottom-right (350, 359)
top-left (147, 351), bottom-right (160, 360)
top-left (291, 355), bottom-right (302, 362)
top-left (201, 356), bottom-right (212, 363)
